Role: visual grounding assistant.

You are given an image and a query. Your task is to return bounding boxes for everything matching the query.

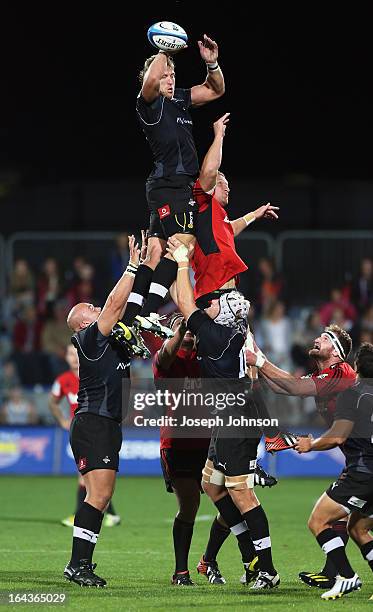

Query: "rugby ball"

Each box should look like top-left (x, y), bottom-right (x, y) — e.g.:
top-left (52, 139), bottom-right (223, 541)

top-left (147, 21), bottom-right (188, 53)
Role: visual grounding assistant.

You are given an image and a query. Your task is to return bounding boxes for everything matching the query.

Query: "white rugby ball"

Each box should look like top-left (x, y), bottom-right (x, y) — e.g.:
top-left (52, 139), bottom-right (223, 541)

top-left (147, 21), bottom-right (188, 53)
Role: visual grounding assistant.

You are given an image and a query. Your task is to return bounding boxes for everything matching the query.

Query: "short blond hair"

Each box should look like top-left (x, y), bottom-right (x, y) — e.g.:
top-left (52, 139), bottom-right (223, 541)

top-left (138, 55), bottom-right (175, 84)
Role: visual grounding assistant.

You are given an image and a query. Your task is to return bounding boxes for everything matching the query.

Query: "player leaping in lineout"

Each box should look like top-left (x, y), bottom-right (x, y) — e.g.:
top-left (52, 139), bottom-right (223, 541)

top-left (119, 34), bottom-right (225, 354)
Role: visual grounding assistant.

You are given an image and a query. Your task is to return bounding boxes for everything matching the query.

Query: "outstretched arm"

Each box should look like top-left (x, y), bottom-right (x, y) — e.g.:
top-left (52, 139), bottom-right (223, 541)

top-left (295, 419), bottom-right (354, 453)
top-left (191, 35), bottom-right (225, 106)
top-left (166, 238), bottom-right (198, 321)
top-left (199, 113), bottom-right (230, 192)
top-left (230, 203), bottom-right (280, 237)
top-left (246, 347), bottom-right (318, 396)
top-left (157, 318), bottom-right (188, 371)
top-left (141, 52), bottom-right (172, 103)
top-left (97, 235), bottom-right (140, 336)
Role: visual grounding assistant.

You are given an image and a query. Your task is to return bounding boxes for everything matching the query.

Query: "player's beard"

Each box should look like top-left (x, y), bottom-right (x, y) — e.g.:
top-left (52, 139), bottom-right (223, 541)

top-left (309, 347), bottom-right (330, 361)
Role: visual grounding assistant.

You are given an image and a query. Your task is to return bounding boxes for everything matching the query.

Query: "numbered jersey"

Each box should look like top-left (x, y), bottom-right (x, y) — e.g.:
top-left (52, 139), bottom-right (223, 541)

top-left (303, 361), bottom-right (356, 426)
top-left (51, 370), bottom-right (79, 418)
top-left (335, 381), bottom-right (373, 474)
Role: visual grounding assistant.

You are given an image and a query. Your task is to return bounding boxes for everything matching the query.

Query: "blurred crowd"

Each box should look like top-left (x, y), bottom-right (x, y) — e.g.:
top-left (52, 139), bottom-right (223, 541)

top-left (1, 232), bottom-right (372, 426)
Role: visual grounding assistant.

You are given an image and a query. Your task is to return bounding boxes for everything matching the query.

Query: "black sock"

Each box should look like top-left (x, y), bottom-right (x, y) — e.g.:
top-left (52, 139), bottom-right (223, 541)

top-left (75, 485), bottom-right (86, 514)
top-left (70, 502), bottom-right (104, 567)
top-left (204, 517), bottom-right (230, 562)
top-left (361, 541), bottom-right (373, 571)
top-left (141, 259), bottom-right (178, 316)
top-left (252, 385), bottom-right (279, 438)
top-left (106, 500), bottom-right (116, 515)
top-left (122, 264), bottom-right (153, 325)
top-left (214, 495), bottom-right (256, 563)
top-left (316, 528), bottom-right (354, 578)
top-left (321, 521), bottom-right (349, 578)
top-left (242, 505), bottom-right (276, 575)
top-left (173, 517), bottom-right (194, 573)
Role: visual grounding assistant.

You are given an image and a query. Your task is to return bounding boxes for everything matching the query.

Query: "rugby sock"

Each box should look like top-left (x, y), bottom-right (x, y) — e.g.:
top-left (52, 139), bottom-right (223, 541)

top-left (361, 541), bottom-right (373, 571)
top-left (242, 505), bottom-right (276, 575)
top-left (70, 502), bottom-right (103, 567)
top-left (214, 495), bottom-right (257, 563)
top-left (204, 516), bottom-right (230, 562)
top-left (75, 484), bottom-right (86, 514)
top-left (107, 500), bottom-right (117, 515)
top-left (173, 517), bottom-right (194, 573)
top-left (321, 521), bottom-right (349, 577)
top-left (141, 258), bottom-right (178, 316)
top-left (316, 528), bottom-right (354, 578)
top-left (122, 264), bottom-right (153, 325)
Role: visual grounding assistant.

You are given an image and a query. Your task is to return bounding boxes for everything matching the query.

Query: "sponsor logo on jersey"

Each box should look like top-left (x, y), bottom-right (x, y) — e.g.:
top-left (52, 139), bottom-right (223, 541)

top-left (176, 117), bottom-right (193, 125)
top-left (348, 496), bottom-right (367, 509)
top-left (116, 362), bottom-right (129, 370)
top-left (158, 205), bottom-right (171, 219)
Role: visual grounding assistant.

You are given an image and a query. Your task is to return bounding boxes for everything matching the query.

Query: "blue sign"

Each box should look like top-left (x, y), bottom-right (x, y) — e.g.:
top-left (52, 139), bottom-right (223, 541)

top-left (0, 427), bottom-right (55, 474)
top-left (0, 427), bottom-right (346, 477)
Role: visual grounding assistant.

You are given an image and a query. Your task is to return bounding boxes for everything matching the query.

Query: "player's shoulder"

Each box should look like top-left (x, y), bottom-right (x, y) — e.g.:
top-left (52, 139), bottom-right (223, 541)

top-left (55, 370), bottom-right (70, 385)
top-left (332, 361), bottom-right (355, 375)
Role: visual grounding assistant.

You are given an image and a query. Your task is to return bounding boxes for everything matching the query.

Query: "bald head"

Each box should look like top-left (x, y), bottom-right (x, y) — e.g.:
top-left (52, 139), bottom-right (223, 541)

top-left (67, 303), bottom-right (101, 332)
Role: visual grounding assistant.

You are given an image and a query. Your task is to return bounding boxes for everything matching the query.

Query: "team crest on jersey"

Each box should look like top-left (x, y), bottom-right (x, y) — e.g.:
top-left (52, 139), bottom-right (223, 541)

top-left (158, 205), bottom-right (171, 219)
top-left (78, 457), bottom-right (87, 471)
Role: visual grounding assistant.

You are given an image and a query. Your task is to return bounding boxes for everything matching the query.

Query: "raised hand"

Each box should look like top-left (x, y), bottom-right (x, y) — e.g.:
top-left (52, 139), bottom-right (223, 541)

top-left (254, 203), bottom-right (280, 221)
top-left (213, 112), bottom-right (230, 138)
top-left (128, 234), bottom-right (140, 267)
top-left (198, 34), bottom-right (218, 63)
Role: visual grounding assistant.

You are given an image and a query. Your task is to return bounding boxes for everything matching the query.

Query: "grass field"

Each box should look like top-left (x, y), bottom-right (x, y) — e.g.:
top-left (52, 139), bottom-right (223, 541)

top-left (0, 476), bottom-right (372, 611)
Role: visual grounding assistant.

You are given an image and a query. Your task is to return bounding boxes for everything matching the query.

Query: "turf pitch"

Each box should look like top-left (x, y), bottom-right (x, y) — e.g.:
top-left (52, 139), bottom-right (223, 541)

top-left (0, 476), bottom-right (372, 611)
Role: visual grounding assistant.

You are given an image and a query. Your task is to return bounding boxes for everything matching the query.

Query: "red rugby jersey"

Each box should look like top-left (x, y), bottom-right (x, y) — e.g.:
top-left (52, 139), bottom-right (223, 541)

top-left (51, 370), bottom-right (79, 418)
top-left (303, 361), bottom-right (357, 426)
top-left (153, 348), bottom-right (209, 450)
top-left (191, 179), bottom-right (247, 299)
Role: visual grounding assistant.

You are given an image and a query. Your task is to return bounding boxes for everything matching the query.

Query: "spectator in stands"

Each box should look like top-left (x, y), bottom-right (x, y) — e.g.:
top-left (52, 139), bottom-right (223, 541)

top-left (319, 287), bottom-right (357, 327)
top-left (65, 262), bottom-right (96, 310)
top-left (5, 259), bottom-right (35, 330)
top-left (0, 387), bottom-right (38, 425)
top-left (0, 360), bottom-right (21, 404)
top-left (256, 257), bottom-right (283, 313)
top-left (41, 301), bottom-right (72, 377)
top-left (351, 257), bottom-right (373, 312)
top-left (110, 232), bottom-right (130, 282)
top-left (12, 305), bottom-right (49, 385)
top-left (292, 310), bottom-right (323, 371)
top-left (259, 300), bottom-right (293, 371)
top-left (37, 257), bottom-right (61, 318)
top-left (9, 259), bottom-right (35, 303)
top-left (13, 305), bottom-right (43, 353)
top-left (350, 304), bottom-right (373, 346)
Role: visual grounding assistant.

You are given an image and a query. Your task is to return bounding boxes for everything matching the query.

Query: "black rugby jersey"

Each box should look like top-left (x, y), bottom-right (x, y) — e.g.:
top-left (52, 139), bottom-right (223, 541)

top-left (335, 380), bottom-right (373, 474)
top-left (72, 321), bottom-right (130, 423)
top-left (136, 88), bottom-right (199, 182)
top-left (187, 310), bottom-right (246, 380)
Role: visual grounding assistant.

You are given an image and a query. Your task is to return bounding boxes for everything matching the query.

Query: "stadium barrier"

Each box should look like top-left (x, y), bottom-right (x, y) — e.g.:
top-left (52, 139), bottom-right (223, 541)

top-left (5, 230), bottom-right (373, 305)
top-left (276, 230), bottom-right (373, 304)
top-left (0, 426), bottom-right (345, 477)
